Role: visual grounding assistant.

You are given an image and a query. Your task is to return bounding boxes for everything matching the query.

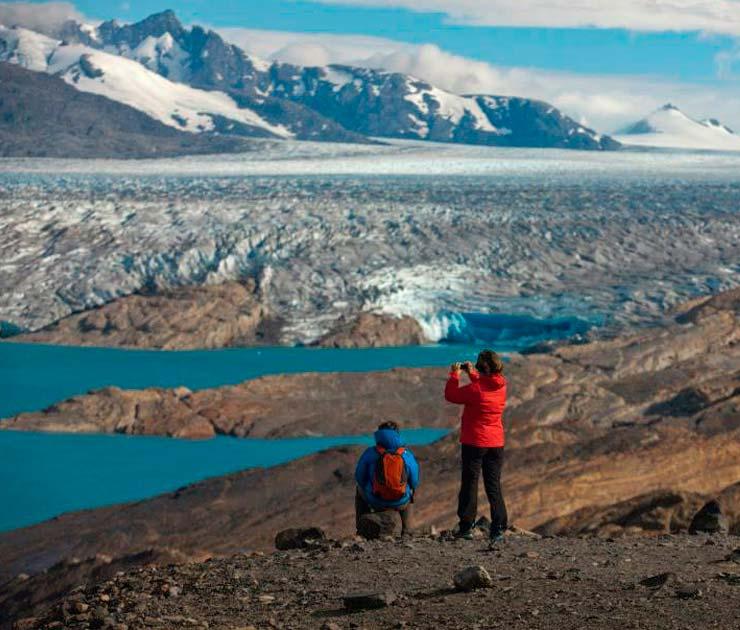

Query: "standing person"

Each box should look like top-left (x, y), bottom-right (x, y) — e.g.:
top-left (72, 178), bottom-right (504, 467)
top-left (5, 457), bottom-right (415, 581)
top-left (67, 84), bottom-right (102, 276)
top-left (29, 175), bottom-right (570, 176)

top-left (444, 350), bottom-right (508, 543)
top-left (354, 421), bottom-right (420, 537)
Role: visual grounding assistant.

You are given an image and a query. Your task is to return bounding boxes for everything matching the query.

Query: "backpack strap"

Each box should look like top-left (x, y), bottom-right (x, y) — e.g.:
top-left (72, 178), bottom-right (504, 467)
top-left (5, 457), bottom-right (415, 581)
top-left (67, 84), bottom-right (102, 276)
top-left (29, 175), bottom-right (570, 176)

top-left (395, 447), bottom-right (405, 456)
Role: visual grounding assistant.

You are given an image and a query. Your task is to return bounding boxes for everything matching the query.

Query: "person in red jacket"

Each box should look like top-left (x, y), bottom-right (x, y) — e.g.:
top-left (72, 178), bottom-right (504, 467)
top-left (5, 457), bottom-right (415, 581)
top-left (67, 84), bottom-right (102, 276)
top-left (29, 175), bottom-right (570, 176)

top-left (445, 349), bottom-right (508, 543)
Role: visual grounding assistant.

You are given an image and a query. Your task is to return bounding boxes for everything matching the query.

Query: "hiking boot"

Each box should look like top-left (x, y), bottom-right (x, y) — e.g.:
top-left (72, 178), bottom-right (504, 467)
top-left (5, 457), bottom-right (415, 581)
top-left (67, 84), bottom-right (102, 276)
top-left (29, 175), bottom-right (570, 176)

top-left (488, 532), bottom-right (505, 547)
top-left (455, 526), bottom-right (475, 540)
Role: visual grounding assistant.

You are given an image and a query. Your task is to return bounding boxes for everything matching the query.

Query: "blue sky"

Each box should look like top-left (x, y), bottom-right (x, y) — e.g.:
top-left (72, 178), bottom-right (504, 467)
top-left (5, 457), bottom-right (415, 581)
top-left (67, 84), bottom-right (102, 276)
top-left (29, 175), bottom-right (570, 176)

top-left (4, 1), bottom-right (740, 129)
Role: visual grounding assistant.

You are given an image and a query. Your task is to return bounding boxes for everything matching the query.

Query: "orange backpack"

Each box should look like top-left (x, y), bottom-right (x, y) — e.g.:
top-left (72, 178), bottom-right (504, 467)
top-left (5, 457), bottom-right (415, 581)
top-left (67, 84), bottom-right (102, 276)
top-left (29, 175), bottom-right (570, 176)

top-left (372, 446), bottom-right (408, 501)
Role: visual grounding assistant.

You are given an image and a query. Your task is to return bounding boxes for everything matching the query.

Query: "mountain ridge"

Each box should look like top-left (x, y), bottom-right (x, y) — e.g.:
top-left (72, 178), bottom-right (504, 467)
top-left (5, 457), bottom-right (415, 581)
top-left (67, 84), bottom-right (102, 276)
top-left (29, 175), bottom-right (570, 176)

top-left (0, 10), bottom-right (621, 152)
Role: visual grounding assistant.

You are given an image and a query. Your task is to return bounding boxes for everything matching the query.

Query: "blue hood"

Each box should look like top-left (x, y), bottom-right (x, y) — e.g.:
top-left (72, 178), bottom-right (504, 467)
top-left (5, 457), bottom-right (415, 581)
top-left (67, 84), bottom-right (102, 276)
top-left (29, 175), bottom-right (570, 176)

top-left (374, 428), bottom-right (403, 450)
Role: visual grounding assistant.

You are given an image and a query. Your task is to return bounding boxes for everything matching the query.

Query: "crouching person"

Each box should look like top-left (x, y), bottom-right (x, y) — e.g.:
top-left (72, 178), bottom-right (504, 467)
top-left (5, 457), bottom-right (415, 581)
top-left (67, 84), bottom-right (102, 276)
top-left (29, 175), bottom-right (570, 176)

top-left (355, 421), bottom-right (420, 537)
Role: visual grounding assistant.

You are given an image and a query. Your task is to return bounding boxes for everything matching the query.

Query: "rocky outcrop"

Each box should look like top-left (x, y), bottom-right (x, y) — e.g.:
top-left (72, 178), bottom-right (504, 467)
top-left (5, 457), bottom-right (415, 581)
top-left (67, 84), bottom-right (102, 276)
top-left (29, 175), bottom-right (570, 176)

top-left (2, 368), bottom-right (457, 438)
top-left (313, 313), bottom-right (428, 348)
top-left (14, 281), bottom-right (279, 350)
top-left (536, 485), bottom-right (740, 538)
top-left (15, 300), bottom-right (427, 350)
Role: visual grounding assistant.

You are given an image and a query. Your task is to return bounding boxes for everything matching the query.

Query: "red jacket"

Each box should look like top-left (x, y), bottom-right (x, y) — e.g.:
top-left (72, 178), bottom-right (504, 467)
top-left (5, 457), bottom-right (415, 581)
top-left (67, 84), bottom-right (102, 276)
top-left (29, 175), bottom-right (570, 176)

top-left (445, 370), bottom-right (507, 447)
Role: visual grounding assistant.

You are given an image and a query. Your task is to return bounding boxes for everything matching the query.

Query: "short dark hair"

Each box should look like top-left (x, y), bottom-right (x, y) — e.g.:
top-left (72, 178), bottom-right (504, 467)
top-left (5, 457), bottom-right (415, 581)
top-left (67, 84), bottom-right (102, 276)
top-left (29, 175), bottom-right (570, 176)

top-left (476, 349), bottom-right (504, 375)
top-left (378, 420), bottom-right (400, 432)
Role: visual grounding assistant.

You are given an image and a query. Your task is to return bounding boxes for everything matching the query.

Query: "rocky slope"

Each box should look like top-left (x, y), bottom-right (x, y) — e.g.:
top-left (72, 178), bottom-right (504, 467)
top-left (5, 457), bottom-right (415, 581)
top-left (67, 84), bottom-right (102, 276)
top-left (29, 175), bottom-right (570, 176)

top-left (6, 534), bottom-right (740, 630)
top-left (311, 313), bottom-right (428, 348)
top-left (0, 62), bottom-right (250, 158)
top-left (1, 10), bottom-right (619, 151)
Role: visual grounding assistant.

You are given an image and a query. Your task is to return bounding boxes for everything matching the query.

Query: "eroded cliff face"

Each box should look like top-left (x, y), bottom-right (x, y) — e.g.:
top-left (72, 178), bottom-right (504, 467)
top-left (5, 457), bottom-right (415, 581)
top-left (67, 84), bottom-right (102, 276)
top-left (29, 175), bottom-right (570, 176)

top-left (0, 290), bottom-right (738, 609)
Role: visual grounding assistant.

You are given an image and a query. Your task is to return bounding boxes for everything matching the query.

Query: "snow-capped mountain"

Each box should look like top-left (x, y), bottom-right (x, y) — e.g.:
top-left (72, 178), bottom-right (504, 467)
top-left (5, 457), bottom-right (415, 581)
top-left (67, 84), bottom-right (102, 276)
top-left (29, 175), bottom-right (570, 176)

top-left (0, 25), bottom-right (291, 139)
top-left (0, 10), bottom-right (620, 151)
top-left (616, 104), bottom-right (740, 151)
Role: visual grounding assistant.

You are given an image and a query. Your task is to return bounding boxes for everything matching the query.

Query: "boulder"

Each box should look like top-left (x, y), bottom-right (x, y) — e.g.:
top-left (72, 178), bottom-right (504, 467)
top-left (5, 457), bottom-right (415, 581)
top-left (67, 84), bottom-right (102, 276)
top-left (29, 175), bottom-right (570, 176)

top-left (357, 512), bottom-right (398, 540)
top-left (453, 566), bottom-right (494, 591)
top-left (689, 500), bottom-right (729, 535)
top-left (342, 591), bottom-right (396, 610)
top-left (274, 527), bottom-right (327, 550)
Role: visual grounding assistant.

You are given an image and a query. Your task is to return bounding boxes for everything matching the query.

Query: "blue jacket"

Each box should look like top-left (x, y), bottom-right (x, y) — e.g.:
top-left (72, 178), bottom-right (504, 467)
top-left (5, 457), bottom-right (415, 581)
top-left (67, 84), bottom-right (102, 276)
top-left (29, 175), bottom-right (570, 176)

top-left (355, 428), bottom-right (420, 509)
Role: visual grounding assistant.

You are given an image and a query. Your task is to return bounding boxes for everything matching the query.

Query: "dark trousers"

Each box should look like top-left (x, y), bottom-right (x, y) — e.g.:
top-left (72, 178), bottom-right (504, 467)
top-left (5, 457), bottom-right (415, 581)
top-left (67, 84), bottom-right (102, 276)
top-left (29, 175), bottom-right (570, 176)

top-left (457, 445), bottom-right (508, 536)
top-left (355, 489), bottom-right (412, 535)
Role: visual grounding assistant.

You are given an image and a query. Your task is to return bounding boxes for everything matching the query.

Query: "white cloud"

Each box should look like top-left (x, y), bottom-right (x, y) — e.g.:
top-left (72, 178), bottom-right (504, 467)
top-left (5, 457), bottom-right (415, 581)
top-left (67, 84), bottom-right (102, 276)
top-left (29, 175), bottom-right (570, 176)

top-left (220, 27), bottom-right (740, 132)
top-left (219, 28), bottom-right (413, 66)
top-left (314, 1), bottom-right (740, 36)
top-left (0, 1), bottom-right (88, 36)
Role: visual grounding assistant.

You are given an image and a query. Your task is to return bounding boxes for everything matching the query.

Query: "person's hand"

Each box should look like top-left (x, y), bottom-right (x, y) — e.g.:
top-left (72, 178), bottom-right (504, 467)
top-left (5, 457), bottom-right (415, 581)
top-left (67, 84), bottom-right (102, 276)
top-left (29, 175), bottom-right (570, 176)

top-left (461, 361), bottom-right (473, 372)
top-left (450, 362), bottom-right (462, 375)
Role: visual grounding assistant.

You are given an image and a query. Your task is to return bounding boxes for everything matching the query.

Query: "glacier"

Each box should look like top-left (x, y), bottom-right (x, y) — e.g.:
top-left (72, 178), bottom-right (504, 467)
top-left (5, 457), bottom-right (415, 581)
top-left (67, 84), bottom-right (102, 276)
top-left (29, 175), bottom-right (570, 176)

top-left (0, 142), bottom-right (738, 344)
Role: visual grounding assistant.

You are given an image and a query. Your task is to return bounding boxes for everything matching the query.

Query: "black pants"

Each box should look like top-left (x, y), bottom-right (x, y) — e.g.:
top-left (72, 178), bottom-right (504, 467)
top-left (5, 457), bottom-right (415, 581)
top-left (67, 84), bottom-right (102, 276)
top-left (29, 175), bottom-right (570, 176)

top-left (457, 445), bottom-right (508, 536)
top-left (355, 489), bottom-right (412, 535)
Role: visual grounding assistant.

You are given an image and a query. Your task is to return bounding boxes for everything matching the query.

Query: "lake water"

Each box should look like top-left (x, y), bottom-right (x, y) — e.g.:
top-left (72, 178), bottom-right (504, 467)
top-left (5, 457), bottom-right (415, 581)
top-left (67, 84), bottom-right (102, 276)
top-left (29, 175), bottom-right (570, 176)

top-left (0, 428), bottom-right (447, 532)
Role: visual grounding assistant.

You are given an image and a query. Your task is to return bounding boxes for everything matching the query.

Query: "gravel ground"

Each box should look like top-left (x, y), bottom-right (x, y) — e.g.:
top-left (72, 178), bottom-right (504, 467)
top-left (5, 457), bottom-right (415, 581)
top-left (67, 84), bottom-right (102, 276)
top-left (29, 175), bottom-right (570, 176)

top-left (22, 532), bottom-right (740, 630)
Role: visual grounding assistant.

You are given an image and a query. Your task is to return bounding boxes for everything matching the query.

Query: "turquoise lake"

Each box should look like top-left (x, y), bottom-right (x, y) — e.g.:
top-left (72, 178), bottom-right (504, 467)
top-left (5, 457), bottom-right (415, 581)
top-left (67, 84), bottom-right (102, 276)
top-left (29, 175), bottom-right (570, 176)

top-left (0, 428), bottom-right (447, 532)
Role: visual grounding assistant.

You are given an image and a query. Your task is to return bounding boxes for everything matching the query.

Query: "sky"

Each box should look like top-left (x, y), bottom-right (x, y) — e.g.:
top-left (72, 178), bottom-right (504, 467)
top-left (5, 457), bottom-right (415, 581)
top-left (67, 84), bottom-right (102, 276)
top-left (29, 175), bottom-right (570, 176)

top-left (3, 1), bottom-right (740, 131)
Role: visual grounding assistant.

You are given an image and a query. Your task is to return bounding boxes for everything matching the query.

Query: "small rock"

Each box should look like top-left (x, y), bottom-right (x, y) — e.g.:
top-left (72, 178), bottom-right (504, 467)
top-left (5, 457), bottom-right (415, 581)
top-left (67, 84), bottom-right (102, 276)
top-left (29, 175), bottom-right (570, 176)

top-left (275, 527), bottom-right (327, 550)
top-left (453, 566), bottom-right (494, 591)
top-left (675, 585), bottom-right (702, 599)
top-left (508, 525), bottom-right (543, 540)
top-left (321, 623), bottom-right (342, 630)
top-left (71, 601), bottom-right (90, 614)
top-left (520, 551), bottom-right (540, 560)
top-left (167, 585), bottom-right (182, 598)
top-left (258, 595), bottom-right (276, 604)
top-left (639, 572), bottom-right (675, 589)
top-left (343, 591), bottom-right (397, 610)
top-left (689, 500), bottom-right (728, 535)
top-left (357, 512), bottom-right (398, 540)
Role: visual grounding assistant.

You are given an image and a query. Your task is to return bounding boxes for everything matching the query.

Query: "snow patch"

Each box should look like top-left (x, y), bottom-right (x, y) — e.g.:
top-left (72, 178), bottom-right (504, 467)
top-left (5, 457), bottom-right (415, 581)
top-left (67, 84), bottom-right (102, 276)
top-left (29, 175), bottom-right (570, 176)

top-left (617, 105), bottom-right (740, 152)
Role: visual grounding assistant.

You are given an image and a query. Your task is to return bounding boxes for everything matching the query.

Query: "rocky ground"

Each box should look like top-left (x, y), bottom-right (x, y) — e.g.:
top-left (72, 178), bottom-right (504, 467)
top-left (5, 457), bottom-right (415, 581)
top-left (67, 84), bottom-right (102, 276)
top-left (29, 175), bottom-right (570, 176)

top-left (1, 167), bottom-right (738, 345)
top-left (7, 532), bottom-right (740, 630)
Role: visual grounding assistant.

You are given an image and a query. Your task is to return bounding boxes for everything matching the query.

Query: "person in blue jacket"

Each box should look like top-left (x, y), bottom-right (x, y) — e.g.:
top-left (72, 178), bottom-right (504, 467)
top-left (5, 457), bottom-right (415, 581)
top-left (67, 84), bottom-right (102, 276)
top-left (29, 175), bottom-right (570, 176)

top-left (355, 420), bottom-right (420, 537)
